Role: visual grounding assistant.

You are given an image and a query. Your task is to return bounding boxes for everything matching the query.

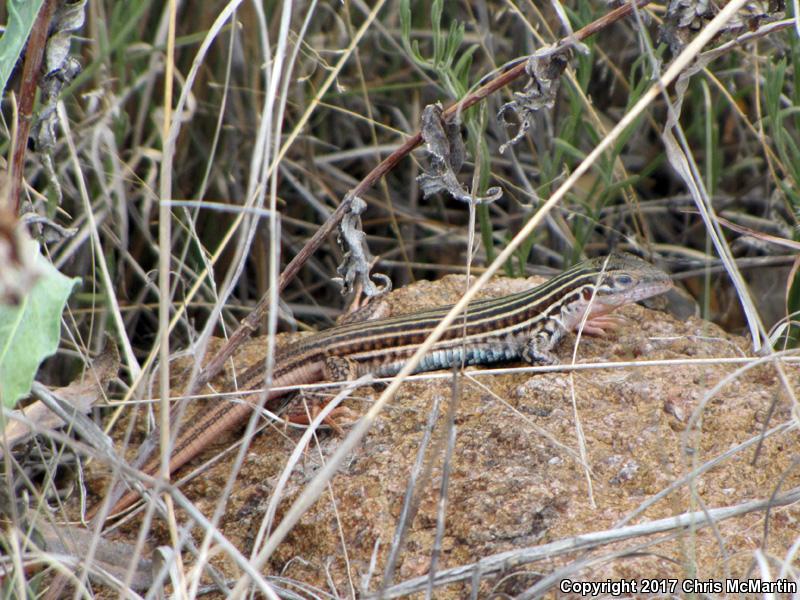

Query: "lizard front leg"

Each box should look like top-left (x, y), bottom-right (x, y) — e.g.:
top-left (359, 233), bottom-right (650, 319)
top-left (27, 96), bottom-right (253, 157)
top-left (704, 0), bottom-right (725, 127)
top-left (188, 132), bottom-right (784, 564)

top-left (521, 323), bottom-right (565, 366)
top-left (578, 313), bottom-right (626, 336)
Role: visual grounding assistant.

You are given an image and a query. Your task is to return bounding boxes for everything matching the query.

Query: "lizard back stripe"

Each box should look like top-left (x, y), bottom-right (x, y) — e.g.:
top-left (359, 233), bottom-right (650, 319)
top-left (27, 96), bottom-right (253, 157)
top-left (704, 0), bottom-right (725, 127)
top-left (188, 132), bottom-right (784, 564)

top-left (277, 263), bottom-right (603, 365)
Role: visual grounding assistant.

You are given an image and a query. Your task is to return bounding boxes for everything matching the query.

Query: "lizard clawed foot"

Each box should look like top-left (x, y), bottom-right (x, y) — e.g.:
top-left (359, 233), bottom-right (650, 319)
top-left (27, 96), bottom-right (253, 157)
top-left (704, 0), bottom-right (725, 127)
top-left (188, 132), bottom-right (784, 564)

top-left (578, 313), bottom-right (627, 336)
top-left (285, 395), bottom-right (360, 435)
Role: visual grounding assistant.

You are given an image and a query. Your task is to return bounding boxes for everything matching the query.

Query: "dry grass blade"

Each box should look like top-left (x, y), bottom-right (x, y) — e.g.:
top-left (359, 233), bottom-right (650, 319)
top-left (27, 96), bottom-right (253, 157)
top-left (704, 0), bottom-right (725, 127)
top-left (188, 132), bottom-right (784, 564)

top-left (6, 0), bottom-right (800, 597)
top-left (371, 487), bottom-right (800, 599)
top-left (246, 2), bottom-right (757, 589)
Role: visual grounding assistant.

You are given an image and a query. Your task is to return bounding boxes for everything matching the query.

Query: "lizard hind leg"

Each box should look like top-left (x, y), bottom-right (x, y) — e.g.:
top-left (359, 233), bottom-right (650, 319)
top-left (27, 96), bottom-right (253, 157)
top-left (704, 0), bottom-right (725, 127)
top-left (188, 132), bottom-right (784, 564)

top-left (285, 355), bottom-right (361, 434)
top-left (324, 355), bottom-right (361, 381)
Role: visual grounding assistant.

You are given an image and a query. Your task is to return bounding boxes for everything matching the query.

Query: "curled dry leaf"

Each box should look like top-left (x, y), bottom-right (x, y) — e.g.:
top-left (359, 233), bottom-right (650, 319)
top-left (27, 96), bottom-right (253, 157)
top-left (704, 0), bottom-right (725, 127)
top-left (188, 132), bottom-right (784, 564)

top-left (334, 195), bottom-right (392, 298)
top-left (497, 47), bottom-right (570, 154)
top-left (30, 0), bottom-right (86, 207)
top-left (20, 212), bottom-right (79, 243)
top-left (31, 0), bottom-right (86, 153)
top-left (660, 0), bottom-right (783, 54)
top-left (417, 102), bottom-right (502, 204)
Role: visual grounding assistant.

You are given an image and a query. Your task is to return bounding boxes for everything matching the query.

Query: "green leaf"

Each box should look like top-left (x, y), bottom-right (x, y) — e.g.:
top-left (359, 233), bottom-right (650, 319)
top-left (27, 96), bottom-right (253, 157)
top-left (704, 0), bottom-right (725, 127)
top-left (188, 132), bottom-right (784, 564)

top-left (0, 246), bottom-right (79, 408)
top-left (431, 0), bottom-right (443, 65)
top-left (553, 137), bottom-right (587, 162)
top-left (453, 44), bottom-right (478, 84)
top-left (764, 58), bottom-right (786, 119)
top-left (0, 0), bottom-right (46, 96)
top-left (444, 21), bottom-right (463, 67)
top-left (400, 0), bottom-right (412, 40)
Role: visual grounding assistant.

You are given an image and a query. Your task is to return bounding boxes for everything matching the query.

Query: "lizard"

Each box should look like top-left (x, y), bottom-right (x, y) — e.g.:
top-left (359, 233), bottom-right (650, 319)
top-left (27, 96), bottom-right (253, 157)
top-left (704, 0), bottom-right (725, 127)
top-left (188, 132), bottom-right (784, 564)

top-left (91, 253), bottom-right (672, 519)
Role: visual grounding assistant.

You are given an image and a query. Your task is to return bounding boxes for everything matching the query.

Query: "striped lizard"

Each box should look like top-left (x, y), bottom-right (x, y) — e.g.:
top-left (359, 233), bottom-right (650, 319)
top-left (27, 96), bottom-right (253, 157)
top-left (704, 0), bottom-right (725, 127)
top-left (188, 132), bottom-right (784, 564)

top-left (94, 253), bottom-right (672, 518)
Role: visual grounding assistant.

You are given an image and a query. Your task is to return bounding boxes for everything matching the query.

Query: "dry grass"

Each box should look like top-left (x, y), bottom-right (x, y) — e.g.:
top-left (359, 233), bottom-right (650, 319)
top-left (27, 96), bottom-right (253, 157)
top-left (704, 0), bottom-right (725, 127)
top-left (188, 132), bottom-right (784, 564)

top-left (2, 0), bottom-right (799, 597)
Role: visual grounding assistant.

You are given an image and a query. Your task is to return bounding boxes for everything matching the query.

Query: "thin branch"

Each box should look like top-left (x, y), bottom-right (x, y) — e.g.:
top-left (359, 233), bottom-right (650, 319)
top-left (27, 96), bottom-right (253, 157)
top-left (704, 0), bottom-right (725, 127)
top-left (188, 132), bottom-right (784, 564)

top-left (8, 0), bottom-right (58, 213)
top-left (191, 0), bottom-right (652, 395)
top-left (371, 487), bottom-right (800, 598)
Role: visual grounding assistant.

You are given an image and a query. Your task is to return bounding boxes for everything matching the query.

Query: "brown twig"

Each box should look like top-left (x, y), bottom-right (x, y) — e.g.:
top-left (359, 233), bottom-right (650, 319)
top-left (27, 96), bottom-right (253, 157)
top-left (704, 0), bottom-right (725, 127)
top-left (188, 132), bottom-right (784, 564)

top-left (8, 0), bottom-right (58, 214)
top-left (191, 0), bottom-right (651, 393)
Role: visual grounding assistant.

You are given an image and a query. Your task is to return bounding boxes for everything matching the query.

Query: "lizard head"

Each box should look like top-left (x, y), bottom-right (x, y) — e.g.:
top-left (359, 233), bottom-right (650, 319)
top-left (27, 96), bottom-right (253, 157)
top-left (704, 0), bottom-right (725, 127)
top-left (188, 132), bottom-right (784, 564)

top-left (583, 253), bottom-right (673, 313)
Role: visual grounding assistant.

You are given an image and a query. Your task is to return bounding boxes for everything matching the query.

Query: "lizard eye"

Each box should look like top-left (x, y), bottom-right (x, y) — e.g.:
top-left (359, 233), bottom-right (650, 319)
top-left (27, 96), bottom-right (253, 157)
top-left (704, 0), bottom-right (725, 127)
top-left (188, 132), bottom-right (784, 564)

top-left (616, 274), bottom-right (633, 286)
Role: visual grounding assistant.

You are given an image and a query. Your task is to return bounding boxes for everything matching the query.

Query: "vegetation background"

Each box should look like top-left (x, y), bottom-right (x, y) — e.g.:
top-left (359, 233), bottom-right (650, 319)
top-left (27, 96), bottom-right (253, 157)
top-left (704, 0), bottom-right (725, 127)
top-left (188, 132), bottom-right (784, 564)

top-left (1, 0), bottom-right (798, 597)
